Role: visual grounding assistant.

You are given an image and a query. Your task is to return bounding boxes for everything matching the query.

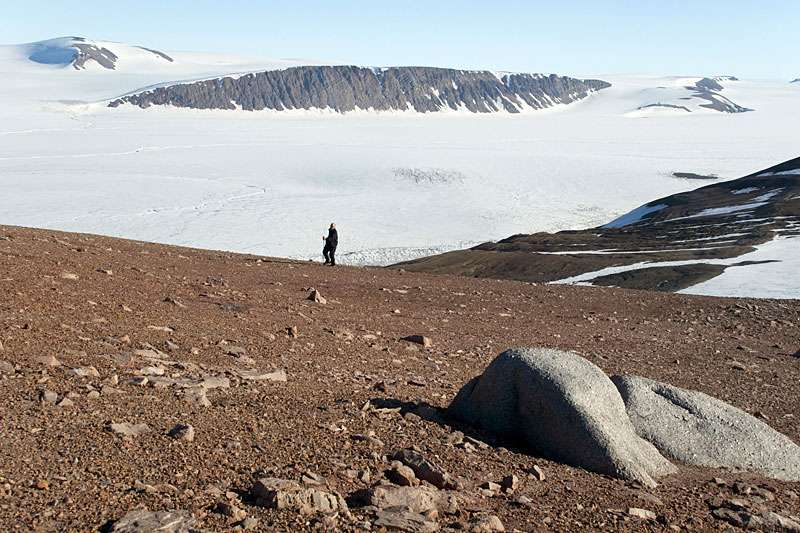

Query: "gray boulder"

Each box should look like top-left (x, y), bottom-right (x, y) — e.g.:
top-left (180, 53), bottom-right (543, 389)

top-left (447, 348), bottom-right (675, 487)
top-left (110, 509), bottom-right (206, 532)
top-left (612, 374), bottom-right (800, 481)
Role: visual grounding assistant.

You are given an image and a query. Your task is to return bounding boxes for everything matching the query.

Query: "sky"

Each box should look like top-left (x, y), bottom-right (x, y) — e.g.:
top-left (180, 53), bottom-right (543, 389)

top-left (1, 0), bottom-right (798, 80)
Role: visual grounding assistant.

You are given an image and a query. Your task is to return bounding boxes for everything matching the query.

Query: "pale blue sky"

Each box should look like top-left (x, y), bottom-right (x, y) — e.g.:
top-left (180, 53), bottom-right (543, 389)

top-left (2, 0), bottom-right (798, 79)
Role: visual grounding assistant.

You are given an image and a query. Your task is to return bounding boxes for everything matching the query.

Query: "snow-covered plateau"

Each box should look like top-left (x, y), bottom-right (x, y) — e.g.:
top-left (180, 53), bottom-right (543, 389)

top-left (1, 38), bottom-right (799, 297)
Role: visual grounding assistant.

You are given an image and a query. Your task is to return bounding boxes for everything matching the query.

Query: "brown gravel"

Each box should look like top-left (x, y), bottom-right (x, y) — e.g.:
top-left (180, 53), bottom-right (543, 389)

top-left (0, 225), bottom-right (799, 532)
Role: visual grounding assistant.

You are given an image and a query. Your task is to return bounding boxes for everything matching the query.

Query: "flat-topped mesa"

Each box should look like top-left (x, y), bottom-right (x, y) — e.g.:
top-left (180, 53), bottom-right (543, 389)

top-left (108, 66), bottom-right (610, 113)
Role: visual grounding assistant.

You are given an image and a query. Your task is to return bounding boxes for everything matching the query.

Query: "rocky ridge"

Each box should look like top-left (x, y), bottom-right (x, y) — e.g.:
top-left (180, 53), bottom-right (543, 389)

top-left (0, 225), bottom-right (799, 531)
top-left (393, 156), bottom-right (800, 292)
top-left (108, 66), bottom-right (610, 113)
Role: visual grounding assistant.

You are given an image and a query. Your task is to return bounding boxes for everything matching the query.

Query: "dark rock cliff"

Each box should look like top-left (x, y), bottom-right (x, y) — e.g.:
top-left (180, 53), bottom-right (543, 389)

top-left (108, 66), bottom-right (610, 113)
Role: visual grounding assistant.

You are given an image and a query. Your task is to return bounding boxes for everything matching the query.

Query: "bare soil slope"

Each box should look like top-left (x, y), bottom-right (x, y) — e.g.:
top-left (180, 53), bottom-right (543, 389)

top-left (1, 225), bottom-right (799, 531)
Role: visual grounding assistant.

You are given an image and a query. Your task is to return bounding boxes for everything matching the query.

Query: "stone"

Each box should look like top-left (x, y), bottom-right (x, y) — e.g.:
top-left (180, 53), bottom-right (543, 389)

top-left (214, 502), bottom-right (246, 521)
top-left (237, 369), bottom-right (287, 382)
top-left (0, 360), bottom-right (13, 374)
top-left (387, 462), bottom-right (418, 486)
top-left (69, 366), bottom-right (100, 377)
top-left (627, 507), bottom-right (656, 520)
top-left (251, 477), bottom-right (347, 514)
top-left (226, 346), bottom-right (247, 356)
top-left (60, 272), bottom-right (79, 280)
top-left (393, 449), bottom-right (459, 490)
top-left (40, 390), bottom-right (58, 404)
top-left (183, 387), bottom-right (211, 407)
top-left (300, 472), bottom-right (327, 488)
top-left (57, 397), bottom-right (74, 408)
top-left (87, 390), bottom-right (100, 399)
top-left (198, 376), bottom-right (231, 389)
top-left (168, 424), bottom-right (195, 442)
top-left (109, 422), bottom-right (151, 438)
top-left (362, 485), bottom-right (458, 513)
top-left (287, 326), bottom-right (298, 338)
top-left (529, 465), bottom-right (546, 481)
top-left (373, 509), bottom-right (439, 532)
top-left (308, 289), bottom-right (326, 304)
top-left (35, 355), bottom-right (61, 367)
top-left (500, 475), bottom-right (519, 492)
top-left (612, 374), bottom-right (800, 481)
top-left (109, 509), bottom-right (205, 533)
top-left (464, 515), bottom-right (505, 532)
top-left (402, 335), bottom-right (432, 348)
top-left (448, 348), bottom-right (675, 487)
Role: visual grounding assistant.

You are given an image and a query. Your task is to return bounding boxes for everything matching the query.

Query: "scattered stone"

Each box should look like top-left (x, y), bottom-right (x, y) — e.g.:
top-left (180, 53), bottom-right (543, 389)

top-left (214, 501), bottom-right (247, 521)
top-left (35, 479), bottom-right (49, 490)
top-left (0, 360), bottom-right (11, 375)
top-left (137, 366), bottom-right (165, 376)
top-left (226, 346), bottom-right (247, 356)
top-left (362, 484), bottom-right (459, 514)
top-left (147, 325), bottom-right (175, 332)
top-left (101, 385), bottom-right (125, 395)
top-left (221, 304), bottom-right (243, 313)
top-left (168, 424), bottom-right (195, 442)
top-left (460, 515), bottom-right (505, 532)
top-left (352, 432), bottom-right (385, 447)
top-left (251, 477), bottom-right (347, 514)
top-left (612, 374), bottom-right (800, 481)
top-left (86, 390), bottom-right (100, 400)
top-left (402, 335), bottom-right (432, 348)
top-left (448, 348), bottom-right (675, 487)
top-left (109, 509), bottom-right (204, 533)
top-left (237, 369), bottom-right (287, 382)
top-left (236, 517), bottom-right (259, 531)
top-left (300, 472), bottom-right (327, 488)
top-left (308, 289), bottom-right (326, 304)
top-left (500, 475), bottom-right (519, 492)
top-left (60, 272), bottom-right (79, 280)
top-left (35, 355), bottom-right (61, 367)
top-left (109, 422), bottom-right (151, 438)
top-left (183, 387), bottom-right (211, 407)
top-left (627, 507), bottom-right (656, 520)
top-left (387, 462), bottom-right (418, 486)
top-left (163, 297), bottom-right (186, 308)
top-left (373, 509), bottom-right (439, 533)
top-left (529, 465), bottom-right (546, 481)
top-left (57, 397), bottom-right (74, 408)
top-left (287, 326), bottom-right (298, 338)
top-left (393, 449), bottom-right (459, 490)
top-left (40, 390), bottom-right (58, 404)
top-left (198, 376), bottom-right (231, 389)
top-left (69, 366), bottom-right (100, 377)
top-left (478, 481), bottom-right (501, 494)
top-left (132, 377), bottom-right (149, 387)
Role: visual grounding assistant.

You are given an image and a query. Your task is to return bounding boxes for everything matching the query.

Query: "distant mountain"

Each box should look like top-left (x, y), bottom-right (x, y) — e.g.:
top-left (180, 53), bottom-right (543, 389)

top-left (26, 37), bottom-right (172, 70)
top-left (792, 78), bottom-right (799, 83)
top-left (633, 77), bottom-right (750, 115)
top-left (108, 67), bottom-right (610, 114)
top-left (392, 157), bottom-right (800, 292)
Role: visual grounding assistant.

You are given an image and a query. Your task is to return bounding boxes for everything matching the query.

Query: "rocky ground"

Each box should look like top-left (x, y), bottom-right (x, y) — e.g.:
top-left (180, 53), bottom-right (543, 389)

top-left (1, 225), bottom-right (799, 532)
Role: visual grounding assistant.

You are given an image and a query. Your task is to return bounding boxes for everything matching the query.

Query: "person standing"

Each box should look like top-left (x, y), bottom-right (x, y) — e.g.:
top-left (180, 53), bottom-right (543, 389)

top-left (323, 223), bottom-right (338, 266)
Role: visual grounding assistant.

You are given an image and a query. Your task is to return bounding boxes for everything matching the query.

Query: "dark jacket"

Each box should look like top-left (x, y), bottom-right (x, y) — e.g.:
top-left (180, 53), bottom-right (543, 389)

top-left (325, 228), bottom-right (338, 249)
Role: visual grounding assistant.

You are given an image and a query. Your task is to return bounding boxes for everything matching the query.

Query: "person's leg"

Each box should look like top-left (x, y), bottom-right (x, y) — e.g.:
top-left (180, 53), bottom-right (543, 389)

top-left (323, 246), bottom-right (330, 264)
top-left (330, 248), bottom-right (336, 266)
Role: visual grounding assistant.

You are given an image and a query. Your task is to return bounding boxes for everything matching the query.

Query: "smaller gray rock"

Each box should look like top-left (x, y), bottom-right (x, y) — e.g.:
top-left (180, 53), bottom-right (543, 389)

top-left (612, 374), bottom-right (800, 481)
top-left (251, 477), bottom-right (346, 514)
top-left (183, 387), bottom-right (211, 407)
top-left (363, 485), bottom-right (458, 513)
top-left (0, 360), bottom-right (15, 374)
top-left (40, 390), bottom-right (58, 404)
top-left (35, 355), bottom-right (61, 367)
top-left (168, 424), bottom-right (195, 442)
top-left (393, 449), bottom-right (459, 489)
top-left (110, 509), bottom-right (206, 532)
top-left (110, 422), bottom-right (151, 438)
top-left (374, 509), bottom-right (439, 532)
top-left (237, 369), bottom-right (287, 382)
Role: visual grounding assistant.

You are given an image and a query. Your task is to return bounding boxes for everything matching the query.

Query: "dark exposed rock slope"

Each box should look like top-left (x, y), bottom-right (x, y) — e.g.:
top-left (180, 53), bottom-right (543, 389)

top-left (392, 157), bottom-right (800, 292)
top-left (108, 66), bottom-right (610, 113)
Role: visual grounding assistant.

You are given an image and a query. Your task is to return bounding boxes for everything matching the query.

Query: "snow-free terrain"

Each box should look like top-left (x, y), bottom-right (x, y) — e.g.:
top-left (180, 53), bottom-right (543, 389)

top-left (1, 38), bottom-right (799, 297)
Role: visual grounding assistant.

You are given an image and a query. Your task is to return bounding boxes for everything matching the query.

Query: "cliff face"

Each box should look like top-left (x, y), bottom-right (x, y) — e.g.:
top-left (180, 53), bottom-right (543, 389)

top-left (108, 66), bottom-right (610, 113)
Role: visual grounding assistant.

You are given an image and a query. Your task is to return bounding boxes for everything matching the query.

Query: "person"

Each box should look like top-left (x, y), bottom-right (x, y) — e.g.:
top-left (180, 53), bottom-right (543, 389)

top-left (322, 223), bottom-right (338, 266)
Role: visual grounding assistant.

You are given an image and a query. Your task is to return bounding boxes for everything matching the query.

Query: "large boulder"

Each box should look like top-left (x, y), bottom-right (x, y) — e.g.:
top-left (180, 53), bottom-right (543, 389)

top-left (447, 348), bottom-right (675, 487)
top-left (612, 374), bottom-right (800, 481)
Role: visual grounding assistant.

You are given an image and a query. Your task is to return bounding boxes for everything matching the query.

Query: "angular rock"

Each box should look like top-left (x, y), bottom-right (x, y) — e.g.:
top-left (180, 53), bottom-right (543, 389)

top-left (57, 397), bottom-right (74, 408)
top-left (109, 509), bottom-right (205, 532)
top-left (402, 335), bottom-right (432, 348)
top-left (308, 289), bottom-right (326, 304)
top-left (40, 390), bottom-right (58, 404)
top-left (612, 374), bottom-right (800, 481)
top-left (168, 424), bottom-right (195, 442)
top-left (374, 509), bottom-right (439, 532)
top-left (237, 369), bottom-right (287, 382)
top-left (251, 477), bottom-right (346, 514)
top-left (183, 387), bottom-right (211, 407)
top-left (500, 475), bottom-right (519, 492)
top-left (35, 355), bottom-right (61, 367)
top-left (463, 515), bottom-right (505, 532)
top-left (627, 507), bottom-right (656, 520)
top-left (362, 485), bottom-right (459, 513)
top-left (0, 360), bottom-right (13, 374)
top-left (447, 348), bottom-right (675, 487)
top-left (393, 449), bottom-right (459, 490)
top-left (387, 462), bottom-right (418, 486)
top-left (110, 422), bottom-right (151, 438)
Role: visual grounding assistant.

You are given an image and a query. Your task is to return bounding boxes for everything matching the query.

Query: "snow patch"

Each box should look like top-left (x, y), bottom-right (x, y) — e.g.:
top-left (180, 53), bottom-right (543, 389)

top-left (602, 203), bottom-right (667, 228)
